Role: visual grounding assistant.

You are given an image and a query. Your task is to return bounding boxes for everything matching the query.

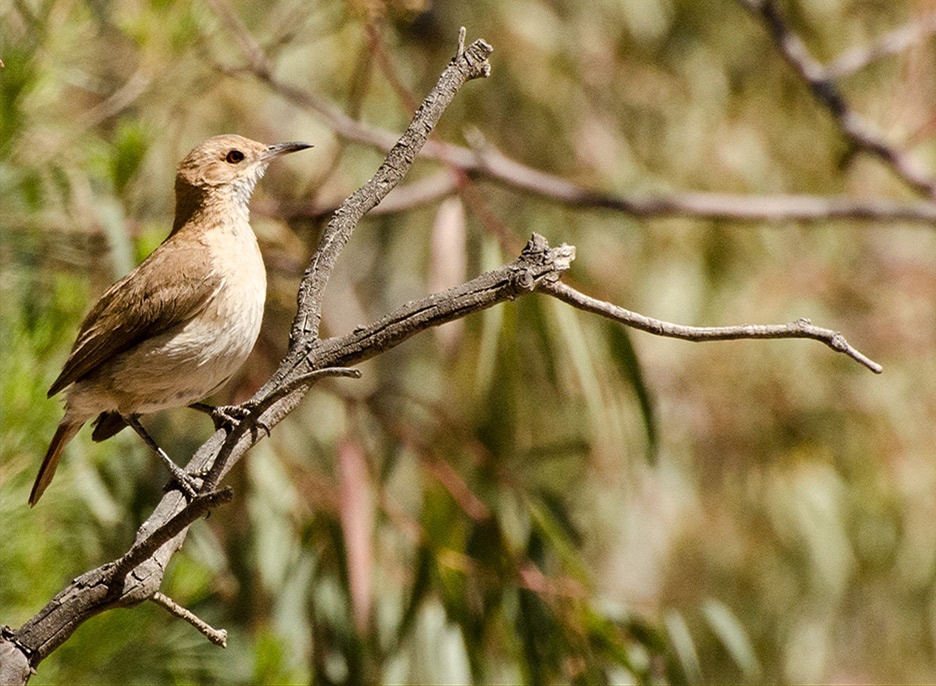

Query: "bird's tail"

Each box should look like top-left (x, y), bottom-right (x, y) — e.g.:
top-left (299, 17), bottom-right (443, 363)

top-left (29, 421), bottom-right (83, 506)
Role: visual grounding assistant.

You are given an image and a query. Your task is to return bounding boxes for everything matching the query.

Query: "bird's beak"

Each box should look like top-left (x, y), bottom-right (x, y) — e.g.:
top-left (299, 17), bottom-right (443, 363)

top-left (262, 141), bottom-right (313, 160)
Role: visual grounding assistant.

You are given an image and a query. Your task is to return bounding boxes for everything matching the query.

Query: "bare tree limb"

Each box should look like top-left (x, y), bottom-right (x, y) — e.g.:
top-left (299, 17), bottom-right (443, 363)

top-left (738, 0), bottom-right (936, 199)
top-left (203, 0), bottom-right (272, 77)
top-left (275, 177), bottom-right (936, 224)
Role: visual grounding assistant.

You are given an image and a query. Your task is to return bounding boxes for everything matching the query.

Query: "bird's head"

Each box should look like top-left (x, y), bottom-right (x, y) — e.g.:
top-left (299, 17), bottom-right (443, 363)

top-left (171, 134), bottom-right (311, 233)
top-left (175, 134), bottom-right (312, 204)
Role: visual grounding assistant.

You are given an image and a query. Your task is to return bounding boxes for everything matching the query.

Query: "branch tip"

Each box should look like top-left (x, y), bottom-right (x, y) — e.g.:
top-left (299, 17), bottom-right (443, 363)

top-left (459, 38), bottom-right (493, 79)
top-left (151, 592), bottom-right (228, 647)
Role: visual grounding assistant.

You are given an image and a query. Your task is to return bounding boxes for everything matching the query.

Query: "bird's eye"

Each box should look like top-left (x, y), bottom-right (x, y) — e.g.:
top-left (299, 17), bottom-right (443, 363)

top-left (225, 150), bottom-right (245, 164)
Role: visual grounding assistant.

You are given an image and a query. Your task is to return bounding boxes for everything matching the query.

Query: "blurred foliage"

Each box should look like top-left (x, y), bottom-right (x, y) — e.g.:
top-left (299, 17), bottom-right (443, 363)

top-left (2, 0), bottom-right (936, 683)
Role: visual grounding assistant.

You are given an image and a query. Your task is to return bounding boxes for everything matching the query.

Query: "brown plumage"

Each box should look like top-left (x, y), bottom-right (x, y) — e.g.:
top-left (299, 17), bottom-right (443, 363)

top-left (31, 134), bottom-right (312, 506)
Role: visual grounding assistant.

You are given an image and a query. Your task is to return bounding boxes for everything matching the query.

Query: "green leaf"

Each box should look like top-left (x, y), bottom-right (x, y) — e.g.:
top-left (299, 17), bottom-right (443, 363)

top-left (665, 609), bottom-right (701, 685)
top-left (602, 319), bottom-right (658, 461)
top-left (702, 598), bottom-right (762, 681)
top-left (110, 120), bottom-right (150, 193)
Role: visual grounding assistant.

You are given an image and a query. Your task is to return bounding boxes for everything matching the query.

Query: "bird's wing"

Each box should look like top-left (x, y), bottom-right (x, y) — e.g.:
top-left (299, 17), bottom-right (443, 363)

top-left (48, 236), bottom-right (222, 396)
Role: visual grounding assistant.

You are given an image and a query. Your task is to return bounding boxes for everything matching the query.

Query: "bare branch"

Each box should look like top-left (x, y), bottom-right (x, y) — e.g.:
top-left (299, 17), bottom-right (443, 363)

top-left (151, 593), bottom-right (228, 647)
top-left (229, 36), bottom-right (936, 225)
top-left (309, 234), bottom-right (576, 368)
top-left (203, 0), bottom-right (271, 76)
top-left (371, 171), bottom-right (462, 215)
top-left (280, 182), bottom-right (936, 224)
top-left (738, 0), bottom-right (936, 199)
top-left (540, 280), bottom-right (883, 374)
top-left (80, 68), bottom-right (153, 127)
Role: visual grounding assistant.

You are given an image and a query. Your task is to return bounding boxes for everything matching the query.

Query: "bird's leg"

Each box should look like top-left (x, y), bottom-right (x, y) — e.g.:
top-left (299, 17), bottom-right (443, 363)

top-left (125, 415), bottom-right (201, 499)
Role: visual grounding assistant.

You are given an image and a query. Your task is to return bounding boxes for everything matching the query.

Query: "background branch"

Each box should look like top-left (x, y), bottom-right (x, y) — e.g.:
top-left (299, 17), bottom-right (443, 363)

top-left (738, 0), bottom-right (936, 199)
top-left (273, 178), bottom-right (936, 224)
top-left (217, 19), bottom-right (936, 225)
top-left (826, 13), bottom-right (936, 79)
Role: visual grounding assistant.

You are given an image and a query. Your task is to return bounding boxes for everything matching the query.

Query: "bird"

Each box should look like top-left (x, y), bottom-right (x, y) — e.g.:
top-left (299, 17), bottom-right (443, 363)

top-left (30, 134), bottom-right (312, 506)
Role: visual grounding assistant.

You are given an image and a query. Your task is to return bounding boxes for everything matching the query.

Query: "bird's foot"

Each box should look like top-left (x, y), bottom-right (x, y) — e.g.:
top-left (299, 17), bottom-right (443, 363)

top-left (189, 401), bottom-right (270, 436)
top-left (162, 462), bottom-right (204, 501)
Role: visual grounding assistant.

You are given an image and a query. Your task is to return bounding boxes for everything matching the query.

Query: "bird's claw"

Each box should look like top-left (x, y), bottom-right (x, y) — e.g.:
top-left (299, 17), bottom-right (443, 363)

top-left (190, 401), bottom-right (271, 437)
top-left (162, 464), bottom-right (204, 500)
top-left (207, 404), bottom-right (253, 431)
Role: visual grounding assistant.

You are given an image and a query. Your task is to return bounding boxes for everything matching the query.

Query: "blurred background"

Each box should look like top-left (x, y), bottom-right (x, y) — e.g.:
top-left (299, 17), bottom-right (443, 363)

top-left (2, 0), bottom-right (935, 683)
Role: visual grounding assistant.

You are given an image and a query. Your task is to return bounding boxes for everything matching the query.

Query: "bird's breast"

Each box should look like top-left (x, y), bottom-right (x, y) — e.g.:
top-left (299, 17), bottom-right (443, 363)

top-left (68, 221), bottom-right (269, 417)
top-left (197, 222), bottom-right (268, 377)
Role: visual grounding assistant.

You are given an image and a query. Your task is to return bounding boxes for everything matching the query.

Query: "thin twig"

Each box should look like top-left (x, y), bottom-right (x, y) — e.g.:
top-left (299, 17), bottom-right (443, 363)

top-left (540, 280), bottom-right (883, 374)
top-left (151, 593), bottom-right (228, 647)
top-left (203, 0), bottom-right (271, 76)
top-left (80, 68), bottom-right (152, 127)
